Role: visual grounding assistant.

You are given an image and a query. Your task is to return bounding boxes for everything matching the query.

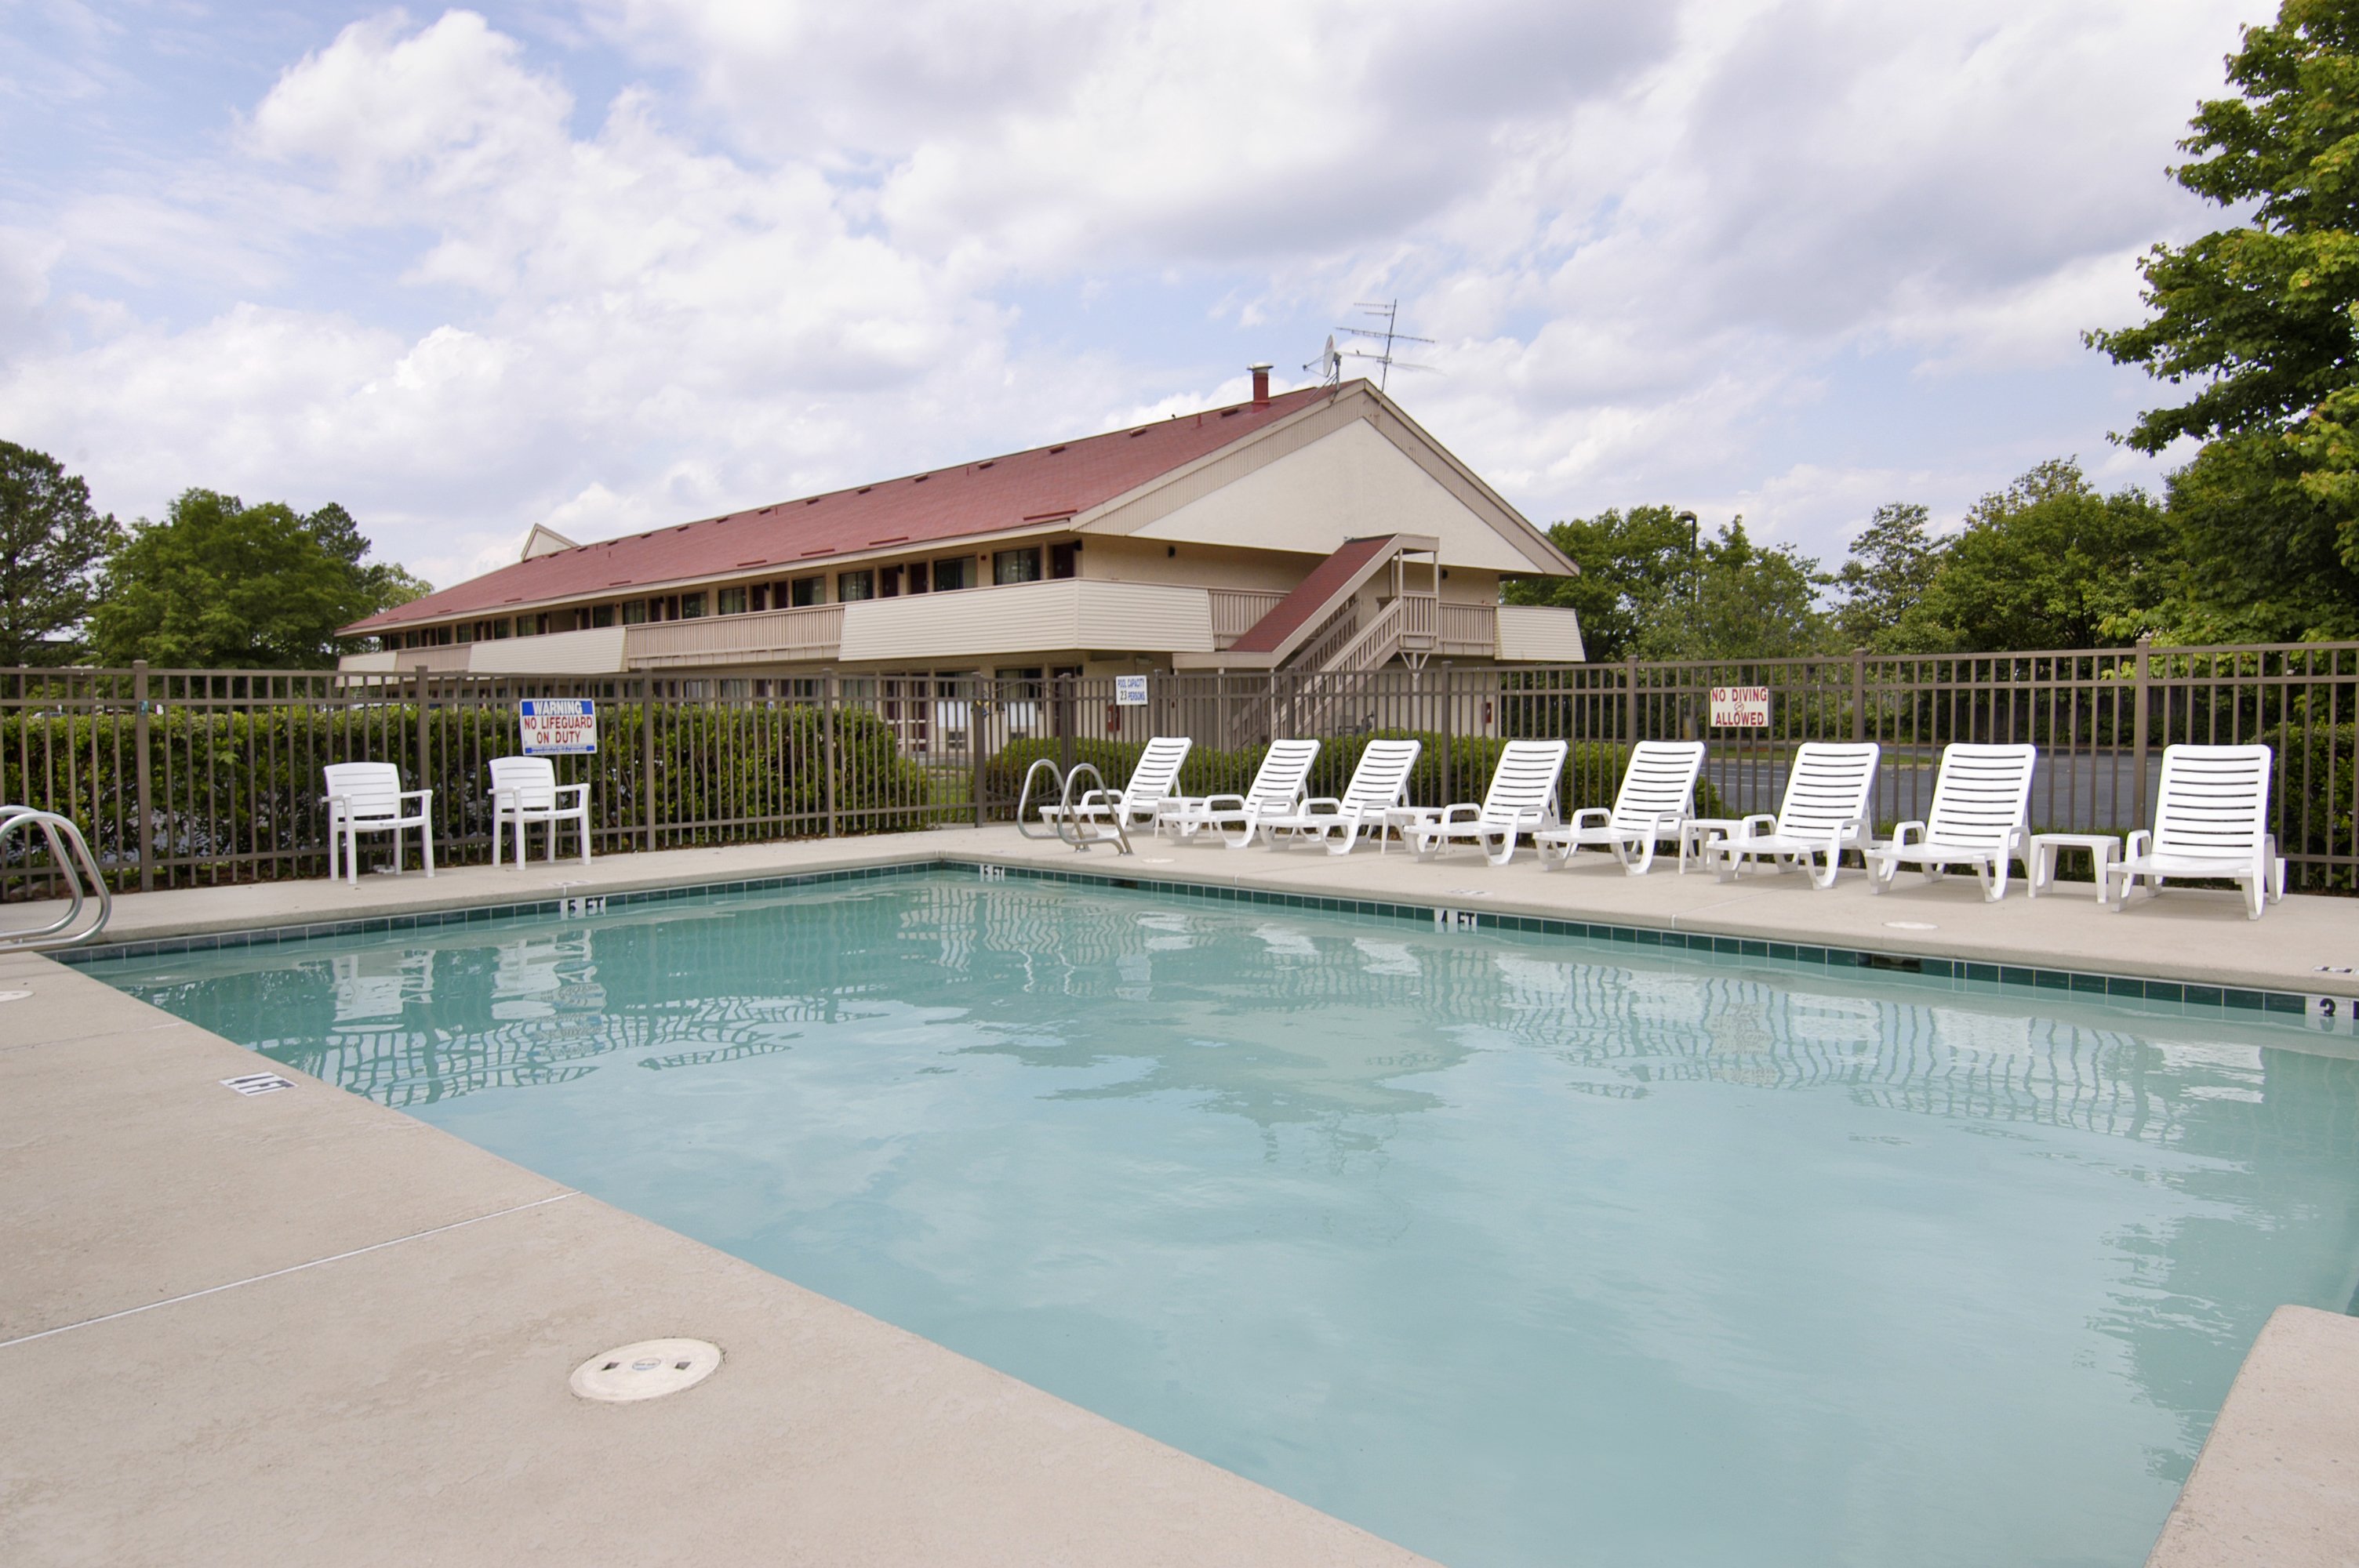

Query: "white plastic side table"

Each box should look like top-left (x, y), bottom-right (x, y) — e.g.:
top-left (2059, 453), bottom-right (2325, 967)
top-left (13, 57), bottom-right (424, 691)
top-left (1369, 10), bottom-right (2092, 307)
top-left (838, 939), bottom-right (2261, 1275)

top-left (2028, 833), bottom-right (2118, 901)
top-left (1680, 817), bottom-right (1747, 874)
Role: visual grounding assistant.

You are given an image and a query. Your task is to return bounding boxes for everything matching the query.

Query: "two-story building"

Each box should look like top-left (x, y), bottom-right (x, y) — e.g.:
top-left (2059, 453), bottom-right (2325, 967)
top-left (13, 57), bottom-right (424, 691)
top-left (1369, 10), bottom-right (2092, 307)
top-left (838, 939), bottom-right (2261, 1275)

top-left (340, 372), bottom-right (1585, 711)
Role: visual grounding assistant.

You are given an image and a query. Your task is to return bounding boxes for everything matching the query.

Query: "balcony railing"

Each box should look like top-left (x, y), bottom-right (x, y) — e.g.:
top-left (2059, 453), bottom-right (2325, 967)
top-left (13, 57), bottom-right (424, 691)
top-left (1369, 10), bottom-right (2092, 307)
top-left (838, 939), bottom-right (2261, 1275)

top-left (627, 604), bottom-right (845, 667)
top-left (1209, 589), bottom-right (1289, 647)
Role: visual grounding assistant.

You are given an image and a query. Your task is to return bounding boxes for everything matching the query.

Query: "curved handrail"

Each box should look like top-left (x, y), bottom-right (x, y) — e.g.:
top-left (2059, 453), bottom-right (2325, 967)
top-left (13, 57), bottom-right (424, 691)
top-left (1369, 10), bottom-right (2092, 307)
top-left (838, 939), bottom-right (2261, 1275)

top-left (1015, 758), bottom-right (1067, 840)
top-left (0, 805), bottom-right (114, 950)
top-left (1056, 764), bottom-right (1131, 855)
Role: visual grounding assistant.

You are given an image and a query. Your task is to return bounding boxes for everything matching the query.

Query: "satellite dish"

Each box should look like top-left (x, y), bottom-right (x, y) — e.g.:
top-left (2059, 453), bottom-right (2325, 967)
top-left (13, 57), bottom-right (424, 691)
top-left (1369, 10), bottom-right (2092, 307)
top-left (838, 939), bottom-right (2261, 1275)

top-left (1305, 334), bottom-right (1342, 386)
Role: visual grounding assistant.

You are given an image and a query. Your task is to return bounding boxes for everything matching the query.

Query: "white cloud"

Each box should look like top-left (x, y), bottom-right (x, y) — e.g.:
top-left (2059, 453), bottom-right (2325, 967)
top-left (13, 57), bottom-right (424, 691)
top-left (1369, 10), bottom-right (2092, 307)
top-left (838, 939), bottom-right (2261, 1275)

top-left (0, 0), bottom-right (2277, 589)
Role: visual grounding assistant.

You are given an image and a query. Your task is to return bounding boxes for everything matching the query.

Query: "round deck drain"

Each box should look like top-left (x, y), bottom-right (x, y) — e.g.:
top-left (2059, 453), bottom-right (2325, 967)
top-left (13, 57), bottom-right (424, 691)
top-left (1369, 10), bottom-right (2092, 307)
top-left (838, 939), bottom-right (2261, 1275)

top-left (0, 989), bottom-right (30, 1004)
top-left (1882, 920), bottom-right (1939, 931)
top-left (569, 1338), bottom-right (722, 1403)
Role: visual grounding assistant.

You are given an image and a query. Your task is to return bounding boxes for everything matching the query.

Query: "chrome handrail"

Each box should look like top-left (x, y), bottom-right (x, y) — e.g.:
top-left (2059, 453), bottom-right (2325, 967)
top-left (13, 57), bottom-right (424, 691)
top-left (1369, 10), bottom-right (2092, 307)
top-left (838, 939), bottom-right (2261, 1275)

top-left (0, 804), bottom-right (114, 950)
top-left (1056, 764), bottom-right (1131, 855)
top-left (1016, 759), bottom-right (1067, 840)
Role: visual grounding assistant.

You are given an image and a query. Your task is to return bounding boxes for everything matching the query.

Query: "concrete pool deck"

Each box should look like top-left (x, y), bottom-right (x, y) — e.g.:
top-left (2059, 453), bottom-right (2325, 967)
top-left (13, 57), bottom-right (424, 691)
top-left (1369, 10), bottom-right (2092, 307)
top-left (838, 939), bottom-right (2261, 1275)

top-left (5, 824), bottom-right (2357, 1565)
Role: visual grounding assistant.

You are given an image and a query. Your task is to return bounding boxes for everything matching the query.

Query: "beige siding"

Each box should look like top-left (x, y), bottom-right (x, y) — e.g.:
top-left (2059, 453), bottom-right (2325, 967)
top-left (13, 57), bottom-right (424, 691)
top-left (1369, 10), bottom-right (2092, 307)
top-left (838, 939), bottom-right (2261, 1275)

top-left (1123, 420), bottom-right (1539, 573)
top-left (466, 626), bottom-right (630, 674)
top-left (627, 605), bottom-right (843, 667)
top-left (838, 581), bottom-right (1215, 663)
top-left (1494, 604), bottom-right (1587, 662)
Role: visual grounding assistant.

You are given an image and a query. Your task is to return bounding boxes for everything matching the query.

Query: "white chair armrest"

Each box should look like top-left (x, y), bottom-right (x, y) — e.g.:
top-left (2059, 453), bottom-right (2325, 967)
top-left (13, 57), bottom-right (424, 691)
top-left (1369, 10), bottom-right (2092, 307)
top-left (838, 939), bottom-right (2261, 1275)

top-left (1569, 807), bottom-right (1610, 830)
top-left (1441, 803), bottom-right (1481, 824)
top-left (2124, 829), bottom-right (2152, 860)
top-left (1889, 821), bottom-right (1924, 848)
top-left (555, 783), bottom-right (589, 805)
top-left (1201, 794), bottom-right (1246, 812)
top-left (1302, 797), bottom-right (1343, 813)
top-left (1736, 813), bottom-right (1778, 840)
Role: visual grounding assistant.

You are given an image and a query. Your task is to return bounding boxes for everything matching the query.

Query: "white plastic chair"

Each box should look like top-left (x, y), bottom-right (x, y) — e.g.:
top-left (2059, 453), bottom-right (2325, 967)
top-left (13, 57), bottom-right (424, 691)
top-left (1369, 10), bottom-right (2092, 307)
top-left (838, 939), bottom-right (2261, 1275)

top-left (322, 762), bottom-right (434, 887)
top-left (1260, 739), bottom-right (1423, 856)
top-left (2103, 743), bottom-right (2284, 920)
top-left (1402, 740), bottom-right (1568, 865)
top-left (1037, 736), bottom-right (1193, 833)
top-left (1864, 743), bottom-right (2036, 901)
top-left (1535, 741), bottom-right (1706, 875)
top-left (489, 755), bottom-right (591, 869)
top-left (1704, 741), bottom-right (1880, 889)
top-left (1158, 739), bottom-right (1320, 848)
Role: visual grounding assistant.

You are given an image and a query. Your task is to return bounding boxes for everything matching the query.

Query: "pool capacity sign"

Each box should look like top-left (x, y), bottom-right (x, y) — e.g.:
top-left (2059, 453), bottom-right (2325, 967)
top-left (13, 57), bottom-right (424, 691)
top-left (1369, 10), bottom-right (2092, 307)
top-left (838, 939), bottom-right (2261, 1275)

top-left (518, 698), bottom-right (598, 755)
top-left (1709, 686), bottom-right (1771, 728)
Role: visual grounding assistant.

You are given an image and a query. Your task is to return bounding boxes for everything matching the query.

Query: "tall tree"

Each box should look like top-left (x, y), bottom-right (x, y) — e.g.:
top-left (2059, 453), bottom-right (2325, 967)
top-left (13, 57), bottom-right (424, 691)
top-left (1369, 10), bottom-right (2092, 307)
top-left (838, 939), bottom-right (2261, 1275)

top-left (1910, 460), bottom-right (2175, 652)
top-left (2086, 0), bottom-right (2359, 638)
top-left (1633, 520), bottom-right (1830, 662)
top-left (89, 491), bottom-right (428, 669)
top-left (0, 441), bottom-right (122, 666)
top-left (1503, 505), bottom-right (1696, 662)
top-left (1830, 503), bottom-right (1943, 651)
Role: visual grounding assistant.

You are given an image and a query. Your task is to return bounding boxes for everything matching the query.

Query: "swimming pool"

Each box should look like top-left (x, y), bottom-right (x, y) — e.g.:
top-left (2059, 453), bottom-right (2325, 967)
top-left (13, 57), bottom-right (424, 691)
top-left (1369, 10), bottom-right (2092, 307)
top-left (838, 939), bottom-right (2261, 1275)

top-left (82, 868), bottom-right (2359, 1567)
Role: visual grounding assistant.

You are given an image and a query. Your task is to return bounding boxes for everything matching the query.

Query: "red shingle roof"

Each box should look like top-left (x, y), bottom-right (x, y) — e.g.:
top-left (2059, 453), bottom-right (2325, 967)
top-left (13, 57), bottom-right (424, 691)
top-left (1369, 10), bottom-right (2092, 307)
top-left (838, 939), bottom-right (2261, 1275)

top-left (350, 383), bottom-right (1342, 633)
top-left (1225, 534), bottom-right (1401, 653)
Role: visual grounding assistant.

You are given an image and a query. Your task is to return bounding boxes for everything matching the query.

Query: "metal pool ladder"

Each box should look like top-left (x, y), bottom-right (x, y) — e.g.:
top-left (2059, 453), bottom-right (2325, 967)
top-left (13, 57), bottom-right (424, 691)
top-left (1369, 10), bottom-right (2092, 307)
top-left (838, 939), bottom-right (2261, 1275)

top-left (0, 805), bottom-right (114, 950)
top-left (1014, 760), bottom-right (1132, 854)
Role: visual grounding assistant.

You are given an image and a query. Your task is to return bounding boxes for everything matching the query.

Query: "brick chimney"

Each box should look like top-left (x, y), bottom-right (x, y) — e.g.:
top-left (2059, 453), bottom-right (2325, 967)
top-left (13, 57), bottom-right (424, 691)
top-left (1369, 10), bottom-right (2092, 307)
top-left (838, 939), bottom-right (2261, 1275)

top-left (1249, 363), bottom-right (1272, 406)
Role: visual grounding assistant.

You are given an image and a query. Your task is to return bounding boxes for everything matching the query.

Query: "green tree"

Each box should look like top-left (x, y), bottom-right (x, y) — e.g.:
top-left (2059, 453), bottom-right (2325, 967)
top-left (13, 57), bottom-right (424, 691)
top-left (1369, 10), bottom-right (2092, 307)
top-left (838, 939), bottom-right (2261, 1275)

top-left (1910, 459), bottom-right (2175, 652)
top-left (1503, 505), bottom-right (1695, 662)
top-left (0, 441), bottom-right (122, 666)
top-left (89, 490), bottom-right (429, 669)
top-left (1633, 520), bottom-right (1830, 661)
top-left (2086, 0), bottom-right (2359, 637)
top-left (1830, 503), bottom-right (1943, 651)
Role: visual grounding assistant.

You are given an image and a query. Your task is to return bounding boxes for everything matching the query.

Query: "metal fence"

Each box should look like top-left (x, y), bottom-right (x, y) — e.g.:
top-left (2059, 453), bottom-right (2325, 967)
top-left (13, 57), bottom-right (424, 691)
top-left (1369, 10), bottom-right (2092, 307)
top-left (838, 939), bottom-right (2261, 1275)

top-left (5, 638), bottom-right (2354, 899)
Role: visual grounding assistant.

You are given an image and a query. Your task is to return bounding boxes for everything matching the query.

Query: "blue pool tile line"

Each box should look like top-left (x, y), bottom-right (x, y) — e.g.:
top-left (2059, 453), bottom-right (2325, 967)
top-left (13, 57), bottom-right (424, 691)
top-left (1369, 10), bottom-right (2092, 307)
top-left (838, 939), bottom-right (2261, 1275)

top-left (57, 853), bottom-right (2327, 1030)
top-left (54, 861), bottom-right (934, 966)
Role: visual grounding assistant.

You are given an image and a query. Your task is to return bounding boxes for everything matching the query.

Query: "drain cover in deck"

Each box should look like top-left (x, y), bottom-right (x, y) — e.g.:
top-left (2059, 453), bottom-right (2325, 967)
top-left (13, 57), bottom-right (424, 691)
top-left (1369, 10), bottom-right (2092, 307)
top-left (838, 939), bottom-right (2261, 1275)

top-left (569, 1338), bottom-right (722, 1403)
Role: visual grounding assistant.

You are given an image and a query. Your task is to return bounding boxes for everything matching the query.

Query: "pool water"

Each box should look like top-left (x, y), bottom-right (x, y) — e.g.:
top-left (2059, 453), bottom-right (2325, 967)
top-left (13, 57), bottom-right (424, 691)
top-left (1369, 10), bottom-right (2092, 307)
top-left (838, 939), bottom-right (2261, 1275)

top-left (85, 871), bottom-right (2359, 1568)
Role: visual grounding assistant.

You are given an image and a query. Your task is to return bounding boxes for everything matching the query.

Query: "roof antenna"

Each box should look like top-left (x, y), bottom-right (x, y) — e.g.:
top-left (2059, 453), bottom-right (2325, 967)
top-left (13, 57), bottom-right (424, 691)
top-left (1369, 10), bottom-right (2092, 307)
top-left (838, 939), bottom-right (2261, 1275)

top-left (1333, 299), bottom-right (1436, 392)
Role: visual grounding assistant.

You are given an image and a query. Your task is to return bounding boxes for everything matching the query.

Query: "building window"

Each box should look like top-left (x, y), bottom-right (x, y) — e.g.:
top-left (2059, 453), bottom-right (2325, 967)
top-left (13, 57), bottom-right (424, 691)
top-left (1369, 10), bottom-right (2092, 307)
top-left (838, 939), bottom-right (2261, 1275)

top-left (717, 586), bottom-right (749, 615)
top-left (994, 547), bottom-right (1042, 585)
top-left (592, 604), bottom-right (615, 628)
top-left (932, 557), bottom-right (971, 592)
top-left (907, 561), bottom-right (929, 593)
top-left (1050, 542), bottom-right (1078, 579)
top-left (681, 592), bottom-right (707, 619)
top-left (838, 569), bottom-right (875, 601)
top-left (621, 600), bottom-right (649, 625)
top-left (492, 618), bottom-right (510, 639)
top-left (879, 566), bottom-right (901, 598)
top-left (791, 576), bottom-right (824, 607)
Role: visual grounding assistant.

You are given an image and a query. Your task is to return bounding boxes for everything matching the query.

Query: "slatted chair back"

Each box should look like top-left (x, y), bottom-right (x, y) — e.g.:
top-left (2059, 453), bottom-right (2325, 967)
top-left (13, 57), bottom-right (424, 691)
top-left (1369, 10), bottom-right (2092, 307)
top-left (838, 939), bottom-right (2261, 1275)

top-left (1477, 740), bottom-right (1568, 826)
top-left (489, 755), bottom-right (560, 811)
top-left (1607, 742), bottom-right (1706, 836)
top-left (322, 762), bottom-right (406, 821)
top-left (1123, 737), bottom-right (1194, 809)
top-left (1245, 740), bottom-right (1321, 813)
top-left (2151, 744), bottom-right (2273, 860)
top-left (1923, 744), bottom-right (2036, 851)
top-left (1341, 739), bottom-right (1423, 811)
top-left (1773, 742), bottom-right (1880, 839)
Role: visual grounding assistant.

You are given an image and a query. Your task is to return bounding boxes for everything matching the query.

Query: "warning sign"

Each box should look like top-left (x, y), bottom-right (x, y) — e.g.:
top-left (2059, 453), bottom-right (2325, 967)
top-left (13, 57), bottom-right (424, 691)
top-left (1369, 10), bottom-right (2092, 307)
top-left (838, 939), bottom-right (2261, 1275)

top-left (520, 698), bottom-right (598, 755)
top-left (1708, 687), bottom-right (1771, 728)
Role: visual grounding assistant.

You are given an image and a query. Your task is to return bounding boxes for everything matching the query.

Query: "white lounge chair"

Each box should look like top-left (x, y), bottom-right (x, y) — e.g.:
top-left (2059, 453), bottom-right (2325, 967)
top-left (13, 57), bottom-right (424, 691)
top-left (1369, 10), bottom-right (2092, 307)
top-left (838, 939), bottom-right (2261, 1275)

top-left (322, 761), bottom-right (434, 887)
top-left (489, 755), bottom-right (591, 869)
top-left (1260, 739), bottom-right (1423, 856)
top-left (1863, 742), bottom-right (2034, 901)
top-left (1703, 741), bottom-right (1880, 889)
top-left (1158, 739), bottom-right (1320, 848)
top-left (1535, 741), bottom-right (1706, 875)
top-left (1037, 736), bottom-right (1193, 833)
top-left (1401, 739), bottom-right (1568, 866)
top-left (2103, 743), bottom-right (2285, 920)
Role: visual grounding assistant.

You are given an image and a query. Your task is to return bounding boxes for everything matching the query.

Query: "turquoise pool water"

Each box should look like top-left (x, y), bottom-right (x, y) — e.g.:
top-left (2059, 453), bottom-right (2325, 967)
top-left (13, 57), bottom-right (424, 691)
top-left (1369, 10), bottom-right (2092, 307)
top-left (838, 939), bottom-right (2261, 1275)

top-left (85, 870), bottom-right (2359, 1568)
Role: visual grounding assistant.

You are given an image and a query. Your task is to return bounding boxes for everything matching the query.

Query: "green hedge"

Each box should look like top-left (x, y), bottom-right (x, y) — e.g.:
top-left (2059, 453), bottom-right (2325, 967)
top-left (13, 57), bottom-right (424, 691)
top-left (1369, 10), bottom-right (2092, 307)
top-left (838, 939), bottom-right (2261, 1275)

top-left (2270, 721), bottom-right (2355, 891)
top-left (2, 702), bottom-right (933, 891)
top-left (984, 731), bottom-right (1726, 819)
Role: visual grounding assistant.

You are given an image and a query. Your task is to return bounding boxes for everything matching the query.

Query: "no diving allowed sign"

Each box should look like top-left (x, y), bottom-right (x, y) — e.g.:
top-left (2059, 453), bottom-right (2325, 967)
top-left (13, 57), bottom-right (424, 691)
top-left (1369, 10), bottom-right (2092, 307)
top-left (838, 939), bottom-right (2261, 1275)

top-left (521, 698), bottom-right (598, 755)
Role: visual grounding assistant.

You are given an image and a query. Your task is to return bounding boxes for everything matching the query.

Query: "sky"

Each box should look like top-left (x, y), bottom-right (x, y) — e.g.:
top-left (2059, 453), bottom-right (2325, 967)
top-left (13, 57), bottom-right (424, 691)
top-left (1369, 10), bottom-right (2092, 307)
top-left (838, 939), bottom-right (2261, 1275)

top-left (0, 0), bottom-right (2276, 593)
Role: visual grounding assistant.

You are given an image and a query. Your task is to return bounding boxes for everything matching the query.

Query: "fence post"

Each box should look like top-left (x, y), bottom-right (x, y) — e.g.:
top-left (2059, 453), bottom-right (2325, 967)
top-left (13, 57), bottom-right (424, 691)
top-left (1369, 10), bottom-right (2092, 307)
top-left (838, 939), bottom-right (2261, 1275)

top-left (2132, 634), bottom-right (2153, 829)
top-left (1851, 648), bottom-right (1866, 743)
top-left (971, 676), bottom-right (987, 828)
top-left (133, 660), bottom-right (154, 892)
top-left (823, 669), bottom-right (840, 838)
top-left (1623, 655), bottom-right (1638, 744)
top-left (642, 676), bottom-right (658, 852)
top-left (413, 666), bottom-right (431, 837)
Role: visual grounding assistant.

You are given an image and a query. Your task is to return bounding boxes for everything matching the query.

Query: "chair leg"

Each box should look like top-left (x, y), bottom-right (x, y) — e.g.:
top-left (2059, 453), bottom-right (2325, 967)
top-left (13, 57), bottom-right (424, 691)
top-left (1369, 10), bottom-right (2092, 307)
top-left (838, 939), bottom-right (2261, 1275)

top-left (579, 814), bottom-right (591, 867)
top-left (423, 821), bottom-right (434, 878)
top-left (347, 825), bottom-right (360, 887)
